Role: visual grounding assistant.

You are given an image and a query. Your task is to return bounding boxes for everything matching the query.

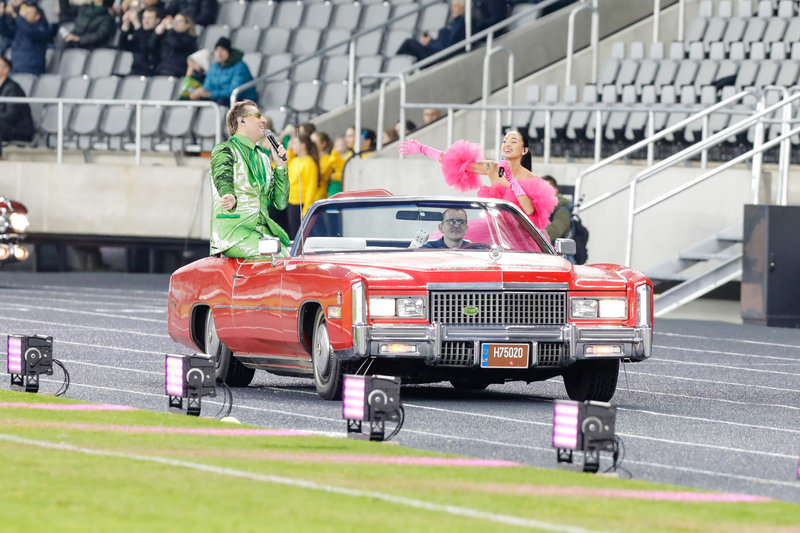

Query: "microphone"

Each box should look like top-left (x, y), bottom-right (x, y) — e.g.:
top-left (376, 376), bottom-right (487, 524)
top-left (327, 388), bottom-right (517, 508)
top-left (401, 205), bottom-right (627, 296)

top-left (498, 156), bottom-right (507, 178)
top-left (265, 129), bottom-right (287, 162)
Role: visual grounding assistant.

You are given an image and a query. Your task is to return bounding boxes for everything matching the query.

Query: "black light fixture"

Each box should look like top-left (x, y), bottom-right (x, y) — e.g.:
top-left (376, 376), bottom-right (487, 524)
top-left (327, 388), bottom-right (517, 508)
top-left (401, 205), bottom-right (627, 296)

top-left (342, 374), bottom-right (404, 441)
top-left (165, 353), bottom-right (217, 416)
top-left (7, 335), bottom-right (54, 393)
top-left (552, 400), bottom-right (617, 473)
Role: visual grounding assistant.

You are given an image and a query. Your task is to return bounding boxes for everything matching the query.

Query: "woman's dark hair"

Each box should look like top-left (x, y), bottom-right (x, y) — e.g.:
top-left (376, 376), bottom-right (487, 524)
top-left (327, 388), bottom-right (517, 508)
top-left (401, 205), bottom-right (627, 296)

top-left (298, 133), bottom-right (321, 185)
top-left (507, 129), bottom-right (532, 171)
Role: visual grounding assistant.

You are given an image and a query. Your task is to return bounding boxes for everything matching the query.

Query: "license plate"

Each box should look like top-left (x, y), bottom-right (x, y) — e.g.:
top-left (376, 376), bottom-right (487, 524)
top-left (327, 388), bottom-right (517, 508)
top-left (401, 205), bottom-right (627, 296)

top-left (480, 343), bottom-right (531, 369)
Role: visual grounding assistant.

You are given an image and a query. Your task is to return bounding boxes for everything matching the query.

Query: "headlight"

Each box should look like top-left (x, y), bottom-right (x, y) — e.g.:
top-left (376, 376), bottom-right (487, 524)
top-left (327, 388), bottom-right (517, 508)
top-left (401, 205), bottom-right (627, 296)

top-left (9, 212), bottom-right (29, 233)
top-left (570, 297), bottom-right (627, 319)
top-left (369, 296), bottom-right (426, 318)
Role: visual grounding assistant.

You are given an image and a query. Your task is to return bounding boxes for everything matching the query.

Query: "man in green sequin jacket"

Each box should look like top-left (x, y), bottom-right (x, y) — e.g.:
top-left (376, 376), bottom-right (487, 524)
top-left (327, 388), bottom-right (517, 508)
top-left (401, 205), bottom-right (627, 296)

top-left (210, 100), bottom-right (290, 258)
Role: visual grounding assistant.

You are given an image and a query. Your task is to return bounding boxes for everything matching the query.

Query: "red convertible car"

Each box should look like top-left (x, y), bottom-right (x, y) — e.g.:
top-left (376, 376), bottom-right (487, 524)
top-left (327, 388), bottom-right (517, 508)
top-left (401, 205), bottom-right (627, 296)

top-left (168, 192), bottom-right (652, 401)
top-left (0, 197), bottom-right (30, 264)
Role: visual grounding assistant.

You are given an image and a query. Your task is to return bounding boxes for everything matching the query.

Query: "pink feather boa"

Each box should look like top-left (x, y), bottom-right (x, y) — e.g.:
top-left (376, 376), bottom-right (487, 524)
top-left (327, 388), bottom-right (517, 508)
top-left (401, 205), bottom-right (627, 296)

top-left (478, 178), bottom-right (558, 230)
top-left (440, 140), bottom-right (483, 191)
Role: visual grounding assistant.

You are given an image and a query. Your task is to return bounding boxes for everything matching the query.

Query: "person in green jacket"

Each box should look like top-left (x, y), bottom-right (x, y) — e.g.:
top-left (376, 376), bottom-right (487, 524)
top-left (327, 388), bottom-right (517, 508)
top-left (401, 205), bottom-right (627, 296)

top-left (542, 175), bottom-right (572, 241)
top-left (210, 100), bottom-right (290, 258)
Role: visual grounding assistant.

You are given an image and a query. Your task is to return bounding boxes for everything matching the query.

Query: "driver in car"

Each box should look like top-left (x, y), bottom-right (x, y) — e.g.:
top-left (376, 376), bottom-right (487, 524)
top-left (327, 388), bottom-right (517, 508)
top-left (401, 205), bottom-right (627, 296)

top-left (421, 208), bottom-right (472, 249)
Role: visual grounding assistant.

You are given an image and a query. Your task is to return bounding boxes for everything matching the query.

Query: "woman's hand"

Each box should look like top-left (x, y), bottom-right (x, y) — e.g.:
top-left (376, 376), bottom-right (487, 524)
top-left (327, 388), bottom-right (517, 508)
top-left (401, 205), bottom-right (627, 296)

top-left (398, 139), bottom-right (423, 156)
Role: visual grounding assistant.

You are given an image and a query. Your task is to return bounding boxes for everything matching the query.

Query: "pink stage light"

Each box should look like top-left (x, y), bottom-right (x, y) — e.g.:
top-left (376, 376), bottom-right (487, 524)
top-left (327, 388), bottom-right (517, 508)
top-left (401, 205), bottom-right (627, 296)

top-left (7, 336), bottom-right (22, 374)
top-left (552, 401), bottom-right (580, 450)
top-left (343, 375), bottom-right (366, 421)
top-left (165, 355), bottom-right (185, 397)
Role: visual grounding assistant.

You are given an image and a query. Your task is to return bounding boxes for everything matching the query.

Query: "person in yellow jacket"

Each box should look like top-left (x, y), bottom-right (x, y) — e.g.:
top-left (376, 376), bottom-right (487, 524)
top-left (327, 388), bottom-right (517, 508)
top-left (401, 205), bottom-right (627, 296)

top-left (286, 133), bottom-right (320, 237)
top-left (311, 130), bottom-right (338, 201)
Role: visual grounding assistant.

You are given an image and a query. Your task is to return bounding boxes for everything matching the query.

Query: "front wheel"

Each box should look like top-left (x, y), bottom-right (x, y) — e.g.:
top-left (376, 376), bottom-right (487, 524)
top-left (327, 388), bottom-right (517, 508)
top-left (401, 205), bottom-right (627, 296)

top-left (205, 311), bottom-right (255, 387)
top-left (562, 359), bottom-right (619, 402)
top-left (311, 309), bottom-right (354, 400)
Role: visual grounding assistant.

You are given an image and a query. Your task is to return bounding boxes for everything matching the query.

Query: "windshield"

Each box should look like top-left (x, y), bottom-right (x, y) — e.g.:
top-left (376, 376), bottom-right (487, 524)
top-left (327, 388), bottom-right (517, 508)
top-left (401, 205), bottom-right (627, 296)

top-left (294, 199), bottom-right (552, 255)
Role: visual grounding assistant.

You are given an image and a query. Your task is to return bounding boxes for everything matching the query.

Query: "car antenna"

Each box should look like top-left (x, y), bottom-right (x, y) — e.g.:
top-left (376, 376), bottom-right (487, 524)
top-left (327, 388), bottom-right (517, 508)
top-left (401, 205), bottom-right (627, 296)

top-left (294, 125), bottom-right (306, 261)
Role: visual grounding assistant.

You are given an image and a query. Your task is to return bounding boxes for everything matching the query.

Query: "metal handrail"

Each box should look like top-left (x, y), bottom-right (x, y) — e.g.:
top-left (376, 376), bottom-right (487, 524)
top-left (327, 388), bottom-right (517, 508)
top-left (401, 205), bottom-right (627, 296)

top-left (565, 0), bottom-right (598, 87)
top-left (623, 91), bottom-right (800, 266)
top-left (230, 0), bottom-right (442, 108)
top-left (479, 32), bottom-right (514, 151)
top-left (231, 0), bottom-right (564, 111)
top-left (0, 96), bottom-right (222, 165)
top-left (573, 88), bottom-right (757, 214)
top-left (354, 73), bottom-right (407, 153)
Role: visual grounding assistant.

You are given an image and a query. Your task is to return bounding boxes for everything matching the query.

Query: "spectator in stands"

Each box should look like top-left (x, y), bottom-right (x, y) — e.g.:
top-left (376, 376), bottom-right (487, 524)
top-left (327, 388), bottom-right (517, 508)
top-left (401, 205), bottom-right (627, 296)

top-left (164, 0), bottom-right (216, 26)
top-left (541, 175), bottom-right (571, 241)
top-left (0, 3), bottom-right (49, 75)
top-left (111, 0), bottom-right (165, 21)
top-left (382, 127), bottom-right (398, 146)
top-left (190, 36), bottom-right (257, 106)
top-left (119, 5), bottom-right (161, 76)
top-left (0, 0), bottom-right (25, 54)
top-left (63, 0), bottom-right (116, 49)
top-left (210, 100), bottom-right (290, 258)
top-left (423, 107), bottom-right (442, 125)
top-left (394, 119), bottom-right (416, 138)
top-left (0, 56), bottom-right (34, 160)
top-left (154, 11), bottom-right (197, 77)
top-left (286, 133), bottom-right (319, 237)
top-left (298, 122), bottom-right (315, 137)
top-left (178, 48), bottom-right (209, 99)
top-left (311, 130), bottom-right (337, 199)
top-left (473, 0), bottom-right (511, 32)
top-left (396, 0), bottom-right (466, 63)
top-left (327, 133), bottom-right (347, 196)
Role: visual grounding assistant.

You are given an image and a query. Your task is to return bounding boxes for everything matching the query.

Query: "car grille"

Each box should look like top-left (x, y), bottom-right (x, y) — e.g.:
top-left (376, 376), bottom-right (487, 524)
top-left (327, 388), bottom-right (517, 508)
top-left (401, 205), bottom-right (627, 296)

top-left (430, 291), bottom-right (567, 325)
top-left (439, 341), bottom-right (474, 366)
top-left (537, 342), bottom-right (566, 367)
top-left (438, 342), bottom-right (566, 367)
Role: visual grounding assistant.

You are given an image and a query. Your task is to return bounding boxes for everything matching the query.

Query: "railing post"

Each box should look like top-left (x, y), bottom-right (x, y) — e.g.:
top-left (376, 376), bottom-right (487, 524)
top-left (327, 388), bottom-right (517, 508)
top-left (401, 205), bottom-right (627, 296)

top-left (135, 103), bottom-right (142, 166)
top-left (354, 78), bottom-right (363, 155)
top-left (700, 115), bottom-right (708, 169)
top-left (678, 0), bottom-right (685, 41)
top-left (495, 109), bottom-right (502, 156)
top-left (465, 0), bottom-right (472, 52)
top-left (480, 33), bottom-right (493, 150)
top-left (751, 95), bottom-right (765, 203)
top-left (347, 41), bottom-right (356, 105)
top-left (591, 0), bottom-right (599, 84)
top-left (646, 110), bottom-right (655, 166)
top-left (447, 108), bottom-right (454, 147)
top-left (594, 109), bottom-right (602, 162)
top-left (544, 109), bottom-right (551, 163)
top-left (376, 79), bottom-right (387, 151)
top-left (398, 74), bottom-right (407, 145)
top-left (57, 101), bottom-right (63, 164)
top-left (778, 92), bottom-right (791, 205)
top-left (652, 0), bottom-right (660, 43)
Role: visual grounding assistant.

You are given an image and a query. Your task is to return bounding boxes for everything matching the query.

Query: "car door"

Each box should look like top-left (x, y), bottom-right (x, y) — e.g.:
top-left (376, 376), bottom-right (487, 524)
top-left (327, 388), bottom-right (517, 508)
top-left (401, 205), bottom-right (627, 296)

top-left (229, 257), bottom-right (299, 358)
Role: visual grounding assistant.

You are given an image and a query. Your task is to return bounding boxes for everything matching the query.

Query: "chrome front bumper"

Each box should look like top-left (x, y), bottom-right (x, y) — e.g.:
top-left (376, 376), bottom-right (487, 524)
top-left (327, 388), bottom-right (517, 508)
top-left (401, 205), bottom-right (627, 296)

top-left (350, 322), bottom-right (652, 365)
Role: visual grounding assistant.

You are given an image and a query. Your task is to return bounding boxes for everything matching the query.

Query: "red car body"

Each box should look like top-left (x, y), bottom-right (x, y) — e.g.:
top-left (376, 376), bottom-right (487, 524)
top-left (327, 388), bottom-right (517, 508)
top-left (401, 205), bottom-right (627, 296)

top-left (168, 193), bottom-right (653, 401)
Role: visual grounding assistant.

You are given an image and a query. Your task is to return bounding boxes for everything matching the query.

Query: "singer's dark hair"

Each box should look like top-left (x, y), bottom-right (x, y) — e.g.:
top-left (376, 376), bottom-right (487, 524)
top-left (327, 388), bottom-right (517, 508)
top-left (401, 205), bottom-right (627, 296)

top-left (506, 129), bottom-right (532, 171)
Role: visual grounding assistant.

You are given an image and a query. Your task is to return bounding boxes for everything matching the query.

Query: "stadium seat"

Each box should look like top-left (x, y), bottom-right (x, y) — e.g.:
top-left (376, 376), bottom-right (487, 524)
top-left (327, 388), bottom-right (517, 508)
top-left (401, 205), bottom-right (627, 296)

top-left (56, 49), bottom-right (89, 77)
top-left (274, 1), bottom-right (305, 29)
top-left (217, 0), bottom-right (248, 28)
top-left (261, 53), bottom-right (293, 79)
top-left (71, 76), bottom-right (120, 148)
top-left (232, 26), bottom-right (263, 53)
top-left (98, 76), bottom-right (148, 149)
top-left (318, 82), bottom-right (348, 112)
top-left (288, 81), bottom-right (321, 122)
top-left (260, 27), bottom-right (292, 55)
top-left (303, 3), bottom-right (334, 29)
top-left (390, 3), bottom-right (420, 31)
top-left (290, 27), bottom-right (322, 57)
top-left (419, 3), bottom-right (449, 34)
top-left (242, 52), bottom-right (263, 80)
top-left (320, 55), bottom-right (350, 83)
top-left (86, 48), bottom-right (117, 78)
top-left (332, 3), bottom-right (363, 31)
top-left (293, 56), bottom-right (323, 82)
top-left (200, 24), bottom-right (231, 50)
top-left (246, 1), bottom-right (275, 27)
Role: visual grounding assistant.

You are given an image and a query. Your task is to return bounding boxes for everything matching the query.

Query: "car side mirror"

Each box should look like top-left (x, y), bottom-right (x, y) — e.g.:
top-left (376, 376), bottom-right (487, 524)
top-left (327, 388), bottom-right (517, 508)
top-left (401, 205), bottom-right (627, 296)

top-left (258, 237), bottom-right (281, 256)
top-left (554, 238), bottom-right (576, 256)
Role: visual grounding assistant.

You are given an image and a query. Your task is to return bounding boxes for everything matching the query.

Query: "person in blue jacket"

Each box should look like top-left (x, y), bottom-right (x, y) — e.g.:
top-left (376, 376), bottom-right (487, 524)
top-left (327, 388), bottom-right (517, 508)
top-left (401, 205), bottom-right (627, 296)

top-left (396, 0), bottom-right (466, 63)
top-left (0, 3), bottom-right (49, 74)
top-left (189, 36), bottom-right (256, 106)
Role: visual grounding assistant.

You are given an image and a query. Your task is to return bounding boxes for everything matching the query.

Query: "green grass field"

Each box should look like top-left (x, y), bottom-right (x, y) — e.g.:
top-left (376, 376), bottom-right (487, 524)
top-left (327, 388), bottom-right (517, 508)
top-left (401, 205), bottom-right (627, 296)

top-left (1, 389), bottom-right (798, 533)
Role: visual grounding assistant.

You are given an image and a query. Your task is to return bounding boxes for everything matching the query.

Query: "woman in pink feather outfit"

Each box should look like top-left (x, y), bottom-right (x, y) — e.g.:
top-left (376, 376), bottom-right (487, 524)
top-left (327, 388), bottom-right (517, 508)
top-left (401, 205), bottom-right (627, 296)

top-left (398, 130), bottom-right (557, 231)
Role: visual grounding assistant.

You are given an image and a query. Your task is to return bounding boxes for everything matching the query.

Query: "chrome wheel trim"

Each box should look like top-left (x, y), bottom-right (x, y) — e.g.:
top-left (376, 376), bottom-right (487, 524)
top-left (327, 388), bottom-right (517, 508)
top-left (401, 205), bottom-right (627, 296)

top-left (313, 321), bottom-right (333, 383)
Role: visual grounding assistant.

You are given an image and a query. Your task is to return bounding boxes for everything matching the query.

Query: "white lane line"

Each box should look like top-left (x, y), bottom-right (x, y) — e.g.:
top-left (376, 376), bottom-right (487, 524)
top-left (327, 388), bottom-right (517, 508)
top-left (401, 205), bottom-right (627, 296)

top-left (57, 359), bottom-right (163, 376)
top-left (1, 293), bottom-right (165, 309)
top-left (654, 345), bottom-right (799, 362)
top-left (2, 304), bottom-right (163, 324)
top-left (94, 309), bottom-right (166, 314)
top-left (617, 433), bottom-right (795, 460)
top-left (625, 371), bottom-right (800, 393)
top-left (54, 340), bottom-right (173, 355)
top-left (403, 403), bottom-right (551, 428)
top-left (657, 331), bottom-right (800, 351)
top-left (647, 358), bottom-right (800, 378)
top-left (0, 434), bottom-right (600, 533)
top-left (617, 407), bottom-right (800, 435)
top-left (40, 381), bottom-right (797, 492)
top-left (0, 318), bottom-right (170, 338)
top-left (618, 387), bottom-right (800, 412)
top-left (0, 282), bottom-right (168, 297)
top-left (626, 458), bottom-right (800, 490)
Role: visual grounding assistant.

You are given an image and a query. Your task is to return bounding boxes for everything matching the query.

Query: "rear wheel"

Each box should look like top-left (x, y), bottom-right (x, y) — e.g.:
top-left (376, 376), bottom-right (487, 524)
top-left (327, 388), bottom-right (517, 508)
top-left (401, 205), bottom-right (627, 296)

top-left (562, 359), bottom-right (619, 402)
top-left (205, 311), bottom-right (255, 387)
top-left (311, 309), bottom-right (353, 400)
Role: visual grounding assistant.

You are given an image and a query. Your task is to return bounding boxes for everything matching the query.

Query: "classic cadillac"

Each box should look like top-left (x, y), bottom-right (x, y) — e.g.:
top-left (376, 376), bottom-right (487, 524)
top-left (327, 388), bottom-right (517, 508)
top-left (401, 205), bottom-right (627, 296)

top-left (167, 191), bottom-right (652, 401)
top-left (0, 197), bottom-right (30, 264)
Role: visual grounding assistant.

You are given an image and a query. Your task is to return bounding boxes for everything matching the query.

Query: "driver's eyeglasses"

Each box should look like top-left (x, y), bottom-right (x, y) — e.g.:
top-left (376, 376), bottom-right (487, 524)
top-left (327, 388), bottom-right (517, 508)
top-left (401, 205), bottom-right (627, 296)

top-left (444, 218), bottom-right (467, 227)
top-left (242, 112), bottom-right (263, 119)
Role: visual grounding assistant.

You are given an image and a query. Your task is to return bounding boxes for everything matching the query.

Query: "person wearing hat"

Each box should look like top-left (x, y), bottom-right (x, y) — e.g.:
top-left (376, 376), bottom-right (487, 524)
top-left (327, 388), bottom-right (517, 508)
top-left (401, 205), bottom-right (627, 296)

top-left (189, 36), bottom-right (257, 106)
top-left (153, 11), bottom-right (196, 77)
top-left (209, 99), bottom-right (289, 258)
top-left (178, 47), bottom-right (209, 99)
top-left (118, 5), bottom-right (161, 76)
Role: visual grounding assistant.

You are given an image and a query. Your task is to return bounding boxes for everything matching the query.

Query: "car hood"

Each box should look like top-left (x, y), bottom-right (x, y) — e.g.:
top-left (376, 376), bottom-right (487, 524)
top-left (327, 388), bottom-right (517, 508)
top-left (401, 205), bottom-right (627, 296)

top-left (300, 251), bottom-right (629, 291)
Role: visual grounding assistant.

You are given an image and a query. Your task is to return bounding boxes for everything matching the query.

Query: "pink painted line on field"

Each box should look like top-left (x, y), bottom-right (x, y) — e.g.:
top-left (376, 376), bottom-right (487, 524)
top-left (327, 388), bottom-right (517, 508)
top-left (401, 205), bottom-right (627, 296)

top-left (52, 422), bottom-right (310, 437)
top-left (0, 402), bottom-right (137, 411)
top-left (247, 452), bottom-right (518, 467)
top-left (470, 483), bottom-right (772, 503)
